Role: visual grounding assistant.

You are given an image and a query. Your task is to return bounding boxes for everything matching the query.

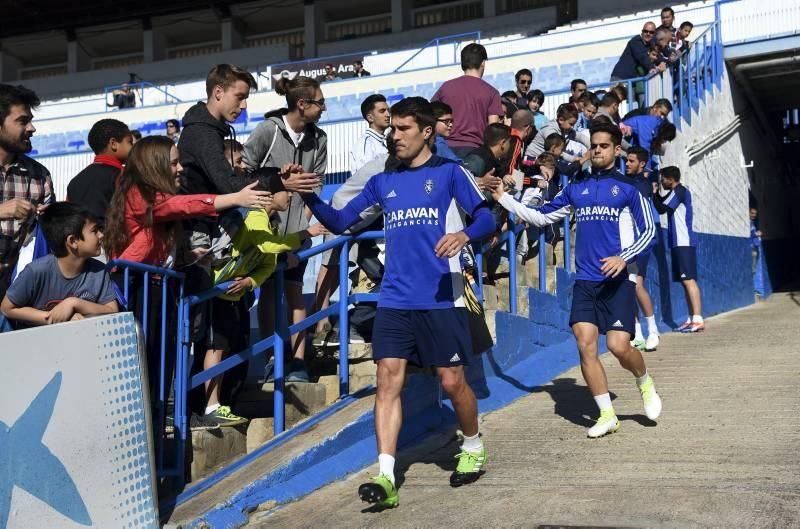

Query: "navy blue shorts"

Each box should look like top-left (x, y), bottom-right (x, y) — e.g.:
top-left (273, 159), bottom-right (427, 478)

top-left (635, 252), bottom-right (651, 278)
top-left (570, 279), bottom-right (636, 336)
top-left (671, 246), bottom-right (697, 282)
top-left (372, 308), bottom-right (472, 368)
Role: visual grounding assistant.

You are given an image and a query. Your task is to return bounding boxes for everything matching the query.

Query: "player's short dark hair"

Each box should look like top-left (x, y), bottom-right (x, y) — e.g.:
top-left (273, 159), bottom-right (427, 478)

top-left (679, 21), bottom-right (694, 30)
top-left (166, 118), bottom-right (180, 131)
top-left (600, 93), bottom-right (620, 108)
top-left (131, 129), bottom-right (142, 140)
top-left (570, 78), bottom-right (587, 91)
top-left (461, 43), bottom-right (488, 71)
top-left (205, 64), bottom-right (257, 97)
top-left (661, 6), bottom-right (675, 16)
top-left (526, 89), bottom-right (545, 105)
top-left (391, 96), bottom-right (435, 131)
top-left (544, 133), bottom-right (565, 151)
top-left (40, 202), bottom-right (95, 258)
top-left (660, 165), bottom-right (681, 181)
top-left (653, 99), bottom-right (673, 112)
top-left (360, 94), bottom-right (387, 120)
top-left (590, 121), bottom-right (623, 147)
top-left (483, 123), bottom-right (511, 147)
top-left (0, 84), bottom-right (40, 125)
top-left (556, 103), bottom-right (579, 121)
top-left (627, 146), bottom-right (649, 164)
top-left (87, 119), bottom-right (131, 154)
top-left (430, 101), bottom-right (453, 119)
top-left (515, 68), bottom-right (533, 81)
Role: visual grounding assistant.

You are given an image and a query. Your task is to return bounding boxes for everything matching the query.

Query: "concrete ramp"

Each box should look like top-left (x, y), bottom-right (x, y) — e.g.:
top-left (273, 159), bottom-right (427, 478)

top-left (253, 293), bottom-right (800, 528)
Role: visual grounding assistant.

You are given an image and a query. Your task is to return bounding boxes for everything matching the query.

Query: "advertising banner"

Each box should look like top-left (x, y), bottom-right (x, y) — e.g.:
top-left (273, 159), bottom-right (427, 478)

top-left (0, 313), bottom-right (158, 529)
top-left (266, 53), bottom-right (367, 89)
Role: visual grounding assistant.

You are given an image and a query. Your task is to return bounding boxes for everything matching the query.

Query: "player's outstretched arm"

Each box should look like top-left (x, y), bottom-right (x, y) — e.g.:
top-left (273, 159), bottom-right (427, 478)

top-left (493, 185), bottom-right (570, 227)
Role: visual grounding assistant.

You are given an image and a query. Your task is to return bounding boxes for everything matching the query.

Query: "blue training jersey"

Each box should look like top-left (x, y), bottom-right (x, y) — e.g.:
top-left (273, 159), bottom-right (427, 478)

top-left (303, 155), bottom-right (494, 310)
top-left (661, 183), bottom-right (696, 247)
top-left (498, 167), bottom-right (656, 282)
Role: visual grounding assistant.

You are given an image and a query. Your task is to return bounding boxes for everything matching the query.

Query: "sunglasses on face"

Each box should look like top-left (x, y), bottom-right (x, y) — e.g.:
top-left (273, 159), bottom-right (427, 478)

top-left (437, 118), bottom-right (454, 126)
top-left (642, 29), bottom-right (655, 35)
top-left (518, 80), bottom-right (532, 85)
top-left (305, 98), bottom-right (326, 107)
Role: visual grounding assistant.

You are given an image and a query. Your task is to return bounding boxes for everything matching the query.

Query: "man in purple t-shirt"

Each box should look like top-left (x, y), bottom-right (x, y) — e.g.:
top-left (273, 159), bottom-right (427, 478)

top-left (432, 43), bottom-right (503, 159)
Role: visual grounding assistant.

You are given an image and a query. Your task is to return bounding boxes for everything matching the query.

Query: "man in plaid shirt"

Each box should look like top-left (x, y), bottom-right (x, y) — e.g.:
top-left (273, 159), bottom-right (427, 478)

top-left (0, 84), bottom-right (54, 299)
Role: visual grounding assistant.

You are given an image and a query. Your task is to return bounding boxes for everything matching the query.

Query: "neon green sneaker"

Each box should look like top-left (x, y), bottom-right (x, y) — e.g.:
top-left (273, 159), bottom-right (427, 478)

top-left (587, 408), bottom-right (620, 438)
top-left (205, 405), bottom-right (248, 427)
top-left (449, 446), bottom-right (486, 487)
top-left (358, 474), bottom-right (399, 508)
top-left (631, 338), bottom-right (646, 351)
top-left (638, 376), bottom-right (662, 420)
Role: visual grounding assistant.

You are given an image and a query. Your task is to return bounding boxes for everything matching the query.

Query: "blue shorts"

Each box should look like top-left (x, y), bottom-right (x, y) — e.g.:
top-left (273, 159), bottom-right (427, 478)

top-left (372, 308), bottom-right (472, 368)
top-left (671, 246), bottom-right (697, 282)
top-left (635, 252), bottom-right (651, 278)
top-left (570, 279), bottom-right (636, 336)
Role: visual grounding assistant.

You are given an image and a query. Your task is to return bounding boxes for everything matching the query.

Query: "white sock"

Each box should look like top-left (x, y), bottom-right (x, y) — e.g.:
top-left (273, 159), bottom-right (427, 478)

top-left (634, 321), bottom-right (644, 341)
top-left (645, 315), bottom-right (658, 336)
top-left (635, 371), bottom-right (650, 386)
top-left (593, 393), bottom-right (613, 412)
top-left (461, 431), bottom-right (483, 453)
top-left (692, 314), bottom-right (704, 323)
top-left (204, 403), bottom-right (220, 415)
top-left (378, 453), bottom-right (395, 484)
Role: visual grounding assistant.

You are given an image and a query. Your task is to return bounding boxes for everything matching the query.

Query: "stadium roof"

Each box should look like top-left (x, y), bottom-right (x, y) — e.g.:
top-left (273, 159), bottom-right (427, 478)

top-left (0, 0), bottom-right (265, 38)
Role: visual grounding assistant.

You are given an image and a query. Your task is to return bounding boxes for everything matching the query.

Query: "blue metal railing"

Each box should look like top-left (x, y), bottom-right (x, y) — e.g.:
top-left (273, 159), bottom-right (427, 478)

top-left (393, 31), bottom-right (481, 72)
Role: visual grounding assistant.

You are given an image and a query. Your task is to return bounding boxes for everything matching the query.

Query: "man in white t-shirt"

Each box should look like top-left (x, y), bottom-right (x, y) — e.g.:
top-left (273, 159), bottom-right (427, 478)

top-left (349, 94), bottom-right (390, 175)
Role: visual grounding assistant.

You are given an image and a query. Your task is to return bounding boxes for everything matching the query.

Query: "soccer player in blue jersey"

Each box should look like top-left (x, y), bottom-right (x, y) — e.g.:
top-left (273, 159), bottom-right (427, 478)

top-left (490, 122), bottom-right (662, 438)
top-left (625, 147), bottom-right (660, 351)
top-left (298, 97), bottom-right (496, 508)
top-left (654, 166), bottom-right (704, 332)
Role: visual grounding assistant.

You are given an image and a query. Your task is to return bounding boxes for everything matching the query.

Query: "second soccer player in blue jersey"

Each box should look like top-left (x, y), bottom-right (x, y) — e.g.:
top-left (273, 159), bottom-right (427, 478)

top-left (298, 97), bottom-right (496, 508)
top-left (491, 121), bottom-right (663, 438)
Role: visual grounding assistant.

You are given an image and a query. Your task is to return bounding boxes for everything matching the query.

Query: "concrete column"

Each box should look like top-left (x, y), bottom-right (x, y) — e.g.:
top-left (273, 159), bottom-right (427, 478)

top-left (0, 50), bottom-right (23, 82)
top-left (66, 33), bottom-right (90, 73)
top-left (391, 0), bottom-right (411, 32)
top-left (303, 0), bottom-right (326, 59)
top-left (143, 24), bottom-right (167, 63)
top-left (483, 0), bottom-right (497, 18)
top-left (221, 18), bottom-right (245, 51)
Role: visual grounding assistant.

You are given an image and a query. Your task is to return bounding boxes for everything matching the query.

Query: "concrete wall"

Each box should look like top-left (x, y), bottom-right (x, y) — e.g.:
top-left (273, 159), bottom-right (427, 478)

top-left (0, 313), bottom-right (158, 529)
top-left (577, 0), bottom-right (667, 21)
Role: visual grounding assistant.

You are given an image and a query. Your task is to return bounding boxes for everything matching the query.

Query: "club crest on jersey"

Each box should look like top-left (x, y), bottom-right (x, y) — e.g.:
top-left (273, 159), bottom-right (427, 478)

top-left (424, 179), bottom-right (434, 194)
top-left (611, 185), bottom-right (620, 197)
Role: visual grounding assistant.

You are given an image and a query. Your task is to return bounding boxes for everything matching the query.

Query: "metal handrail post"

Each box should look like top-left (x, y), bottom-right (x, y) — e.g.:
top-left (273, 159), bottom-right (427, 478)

top-left (508, 217), bottom-right (518, 314)
top-left (176, 283), bottom-right (189, 488)
top-left (339, 239), bottom-right (351, 397)
top-left (538, 229), bottom-right (547, 291)
top-left (273, 268), bottom-right (286, 435)
top-left (562, 174), bottom-right (571, 271)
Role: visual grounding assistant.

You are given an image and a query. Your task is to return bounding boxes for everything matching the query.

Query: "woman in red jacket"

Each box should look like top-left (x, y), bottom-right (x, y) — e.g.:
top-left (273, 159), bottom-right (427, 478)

top-left (105, 135), bottom-right (270, 265)
top-left (104, 135), bottom-right (271, 432)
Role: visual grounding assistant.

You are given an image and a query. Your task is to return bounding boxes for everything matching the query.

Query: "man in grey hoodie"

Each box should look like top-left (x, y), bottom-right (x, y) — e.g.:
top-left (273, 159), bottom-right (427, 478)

top-left (243, 75), bottom-right (327, 383)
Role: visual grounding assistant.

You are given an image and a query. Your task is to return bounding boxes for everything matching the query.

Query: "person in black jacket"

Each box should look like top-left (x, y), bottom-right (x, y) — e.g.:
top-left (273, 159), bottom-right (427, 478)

top-left (66, 119), bottom-right (132, 235)
top-left (610, 22), bottom-right (664, 81)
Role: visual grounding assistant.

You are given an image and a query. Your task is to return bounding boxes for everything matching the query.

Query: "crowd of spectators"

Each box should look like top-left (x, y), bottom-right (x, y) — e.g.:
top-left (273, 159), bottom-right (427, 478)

top-left (0, 5), bottom-right (714, 434)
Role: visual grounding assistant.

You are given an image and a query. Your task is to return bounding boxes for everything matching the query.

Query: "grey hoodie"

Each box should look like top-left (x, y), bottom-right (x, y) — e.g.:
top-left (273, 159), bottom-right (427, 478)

top-left (243, 109), bottom-right (327, 234)
top-left (524, 119), bottom-right (579, 162)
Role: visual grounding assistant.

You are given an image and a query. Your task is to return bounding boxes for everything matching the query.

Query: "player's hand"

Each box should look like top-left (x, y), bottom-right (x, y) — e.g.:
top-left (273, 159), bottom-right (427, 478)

top-left (226, 276), bottom-right (254, 296)
top-left (435, 232), bottom-right (469, 258)
top-left (600, 256), bottom-right (627, 278)
top-left (619, 123), bottom-right (632, 136)
top-left (490, 180), bottom-right (506, 201)
top-left (306, 223), bottom-right (328, 237)
top-left (0, 198), bottom-right (34, 220)
top-left (474, 168), bottom-right (497, 191)
top-left (281, 165), bottom-right (321, 193)
top-left (502, 175), bottom-right (516, 188)
top-left (46, 298), bottom-right (77, 324)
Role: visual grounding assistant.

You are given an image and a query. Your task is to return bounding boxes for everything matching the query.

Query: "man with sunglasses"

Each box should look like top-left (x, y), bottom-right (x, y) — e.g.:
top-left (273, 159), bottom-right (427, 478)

top-left (513, 69), bottom-right (534, 110)
top-left (610, 22), bottom-right (661, 81)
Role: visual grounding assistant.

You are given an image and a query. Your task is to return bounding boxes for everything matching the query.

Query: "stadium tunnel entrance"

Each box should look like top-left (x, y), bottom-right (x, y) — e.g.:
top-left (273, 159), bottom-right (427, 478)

top-left (727, 38), bottom-right (800, 291)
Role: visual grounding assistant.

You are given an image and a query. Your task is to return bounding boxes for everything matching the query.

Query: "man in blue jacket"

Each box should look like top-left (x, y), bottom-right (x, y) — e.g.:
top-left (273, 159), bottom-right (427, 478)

top-left (491, 122), bottom-right (662, 438)
top-left (299, 97), bottom-right (496, 508)
top-left (611, 22), bottom-right (665, 81)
